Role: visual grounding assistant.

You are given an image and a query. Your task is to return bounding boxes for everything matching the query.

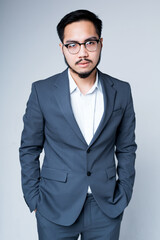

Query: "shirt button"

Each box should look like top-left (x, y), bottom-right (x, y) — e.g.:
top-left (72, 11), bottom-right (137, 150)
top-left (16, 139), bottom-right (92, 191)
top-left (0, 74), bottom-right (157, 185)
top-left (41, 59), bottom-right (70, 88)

top-left (87, 171), bottom-right (91, 176)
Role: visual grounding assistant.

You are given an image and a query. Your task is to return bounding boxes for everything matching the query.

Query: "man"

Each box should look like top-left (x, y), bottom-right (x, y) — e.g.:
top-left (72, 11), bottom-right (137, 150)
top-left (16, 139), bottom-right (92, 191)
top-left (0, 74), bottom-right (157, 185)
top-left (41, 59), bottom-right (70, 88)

top-left (19, 9), bottom-right (137, 240)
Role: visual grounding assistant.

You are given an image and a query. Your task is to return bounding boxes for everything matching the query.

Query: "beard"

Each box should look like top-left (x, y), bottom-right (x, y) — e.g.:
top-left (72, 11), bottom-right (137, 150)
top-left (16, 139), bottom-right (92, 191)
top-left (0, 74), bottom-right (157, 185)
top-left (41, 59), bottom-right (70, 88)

top-left (63, 52), bottom-right (102, 79)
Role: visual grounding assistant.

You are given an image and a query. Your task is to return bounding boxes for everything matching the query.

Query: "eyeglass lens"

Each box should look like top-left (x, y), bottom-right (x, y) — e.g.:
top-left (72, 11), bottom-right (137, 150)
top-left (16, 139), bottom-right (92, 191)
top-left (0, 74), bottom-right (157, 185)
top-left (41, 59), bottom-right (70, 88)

top-left (67, 40), bottom-right (99, 54)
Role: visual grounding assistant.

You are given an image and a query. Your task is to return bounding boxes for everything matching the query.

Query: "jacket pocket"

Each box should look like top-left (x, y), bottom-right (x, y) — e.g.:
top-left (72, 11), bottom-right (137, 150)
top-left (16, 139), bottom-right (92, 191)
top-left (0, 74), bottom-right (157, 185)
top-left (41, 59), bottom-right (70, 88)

top-left (40, 167), bottom-right (68, 182)
top-left (106, 167), bottom-right (116, 180)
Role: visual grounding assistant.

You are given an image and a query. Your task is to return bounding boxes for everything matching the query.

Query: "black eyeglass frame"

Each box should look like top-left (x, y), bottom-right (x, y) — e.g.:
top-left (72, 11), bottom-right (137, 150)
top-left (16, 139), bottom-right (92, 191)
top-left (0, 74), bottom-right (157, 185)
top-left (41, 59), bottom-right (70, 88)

top-left (63, 39), bottom-right (101, 54)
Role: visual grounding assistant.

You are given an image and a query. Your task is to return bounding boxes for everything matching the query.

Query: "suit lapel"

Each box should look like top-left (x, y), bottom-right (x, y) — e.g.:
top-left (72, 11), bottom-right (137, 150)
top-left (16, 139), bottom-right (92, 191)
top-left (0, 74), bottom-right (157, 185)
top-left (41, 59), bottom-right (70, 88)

top-left (88, 70), bottom-right (117, 148)
top-left (53, 69), bottom-right (87, 145)
top-left (52, 68), bottom-right (117, 148)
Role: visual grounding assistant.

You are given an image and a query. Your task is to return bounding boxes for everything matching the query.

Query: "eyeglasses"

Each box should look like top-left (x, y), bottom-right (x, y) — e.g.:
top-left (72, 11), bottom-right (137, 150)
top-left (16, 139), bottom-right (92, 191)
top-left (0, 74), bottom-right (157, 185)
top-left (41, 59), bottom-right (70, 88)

top-left (63, 39), bottom-right (101, 54)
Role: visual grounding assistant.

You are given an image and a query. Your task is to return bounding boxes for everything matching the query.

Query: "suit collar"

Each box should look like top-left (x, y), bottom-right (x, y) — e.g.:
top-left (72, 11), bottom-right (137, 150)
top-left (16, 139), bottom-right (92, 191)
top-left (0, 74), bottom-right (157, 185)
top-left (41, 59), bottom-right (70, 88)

top-left (52, 68), bottom-right (117, 148)
top-left (67, 68), bottom-right (101, 95)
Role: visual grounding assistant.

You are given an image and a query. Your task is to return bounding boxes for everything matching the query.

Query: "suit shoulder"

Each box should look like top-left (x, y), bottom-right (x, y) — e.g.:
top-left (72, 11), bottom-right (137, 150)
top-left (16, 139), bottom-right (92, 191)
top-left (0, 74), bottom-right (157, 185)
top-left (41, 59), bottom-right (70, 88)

top-left (32, 72), bottom-right (62, 89)
top-left (100, 72), bottom-right (131, 91)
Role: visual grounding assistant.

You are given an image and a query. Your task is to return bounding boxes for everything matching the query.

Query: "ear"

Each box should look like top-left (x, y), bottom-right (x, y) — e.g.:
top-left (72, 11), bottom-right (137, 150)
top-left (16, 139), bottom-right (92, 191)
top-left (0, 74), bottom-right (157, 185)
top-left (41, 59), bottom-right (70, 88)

top-left (59, 43), bottom-right (63, 53)
top-left (100, 38), bottom-right (103, 48)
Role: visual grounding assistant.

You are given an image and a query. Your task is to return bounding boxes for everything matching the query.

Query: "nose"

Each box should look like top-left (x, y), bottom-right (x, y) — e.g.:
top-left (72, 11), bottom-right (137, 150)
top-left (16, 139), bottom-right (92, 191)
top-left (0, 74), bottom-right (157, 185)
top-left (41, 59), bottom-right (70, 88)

top-left (78, 44), bottom-right (89, 58)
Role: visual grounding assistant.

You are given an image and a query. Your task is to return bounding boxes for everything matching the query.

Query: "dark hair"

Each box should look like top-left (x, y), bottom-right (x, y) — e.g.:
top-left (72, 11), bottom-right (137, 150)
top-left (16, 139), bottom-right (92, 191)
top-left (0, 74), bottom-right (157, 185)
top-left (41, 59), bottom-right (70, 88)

top-left (57, 9), bottom-right (102, 43)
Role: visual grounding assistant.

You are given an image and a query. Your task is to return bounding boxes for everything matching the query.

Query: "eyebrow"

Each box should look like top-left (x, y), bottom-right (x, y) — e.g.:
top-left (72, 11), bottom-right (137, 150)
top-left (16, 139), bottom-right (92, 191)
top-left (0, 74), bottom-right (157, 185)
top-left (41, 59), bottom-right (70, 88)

top-left (65, 36), bottom-right (99, 44)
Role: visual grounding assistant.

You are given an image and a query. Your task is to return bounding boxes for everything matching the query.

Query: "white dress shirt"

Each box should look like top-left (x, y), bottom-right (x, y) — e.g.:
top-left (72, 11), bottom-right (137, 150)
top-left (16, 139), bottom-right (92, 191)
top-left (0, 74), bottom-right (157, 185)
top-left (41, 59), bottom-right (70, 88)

top-left (68, 69), bottom-right (104, 194)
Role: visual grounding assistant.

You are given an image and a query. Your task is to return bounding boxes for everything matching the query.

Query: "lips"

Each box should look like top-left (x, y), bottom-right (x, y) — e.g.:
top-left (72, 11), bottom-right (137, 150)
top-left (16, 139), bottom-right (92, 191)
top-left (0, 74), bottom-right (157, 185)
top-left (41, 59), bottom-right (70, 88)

top-left (76, 60), bottom-right (92, 68)
top-left (76, 59), bottom-right (92, 65)
top-left (78, 61), bottom-right (90, 65)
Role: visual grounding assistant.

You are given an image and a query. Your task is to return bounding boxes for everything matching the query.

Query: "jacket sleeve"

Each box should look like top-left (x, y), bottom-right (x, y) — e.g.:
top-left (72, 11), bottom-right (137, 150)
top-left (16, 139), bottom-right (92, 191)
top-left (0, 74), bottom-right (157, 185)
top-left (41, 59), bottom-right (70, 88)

top-left (115, 83), bottom-right (137, 204)
top-left (19, 82), bottom-right (44, 212)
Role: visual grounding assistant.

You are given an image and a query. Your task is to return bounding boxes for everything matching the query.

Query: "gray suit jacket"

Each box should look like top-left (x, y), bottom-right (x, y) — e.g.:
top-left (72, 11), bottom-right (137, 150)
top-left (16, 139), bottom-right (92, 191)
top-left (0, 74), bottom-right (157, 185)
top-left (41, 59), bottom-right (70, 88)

top-left (19, 68), bottom-right (137, 226)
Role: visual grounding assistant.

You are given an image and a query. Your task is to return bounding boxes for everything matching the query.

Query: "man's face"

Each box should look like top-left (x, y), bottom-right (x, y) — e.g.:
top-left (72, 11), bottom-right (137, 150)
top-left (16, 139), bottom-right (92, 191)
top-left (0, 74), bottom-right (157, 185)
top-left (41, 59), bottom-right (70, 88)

top-left (60, 20), bottom-right (103, 78)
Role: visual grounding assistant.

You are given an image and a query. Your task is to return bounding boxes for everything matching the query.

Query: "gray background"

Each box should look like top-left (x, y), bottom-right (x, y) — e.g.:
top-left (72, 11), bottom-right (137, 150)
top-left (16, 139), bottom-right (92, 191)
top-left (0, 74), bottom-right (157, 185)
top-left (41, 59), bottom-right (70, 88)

top-left (1, 0), bottom-right (160, 239)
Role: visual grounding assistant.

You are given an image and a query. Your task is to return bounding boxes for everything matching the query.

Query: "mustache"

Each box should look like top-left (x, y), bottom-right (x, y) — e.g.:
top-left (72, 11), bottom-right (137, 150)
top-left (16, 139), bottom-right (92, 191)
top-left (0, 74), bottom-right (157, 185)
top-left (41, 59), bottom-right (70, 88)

top-left (75, 59), bottom-right (92, 65)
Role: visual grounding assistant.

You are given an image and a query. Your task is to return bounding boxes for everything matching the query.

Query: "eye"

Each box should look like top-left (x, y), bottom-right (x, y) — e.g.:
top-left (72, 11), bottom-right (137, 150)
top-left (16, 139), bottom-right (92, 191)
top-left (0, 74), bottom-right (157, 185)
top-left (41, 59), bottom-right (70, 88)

top-left (86, 41), bottom-right (96, 46)
top-left (68, 43), bottom-right (77, 49)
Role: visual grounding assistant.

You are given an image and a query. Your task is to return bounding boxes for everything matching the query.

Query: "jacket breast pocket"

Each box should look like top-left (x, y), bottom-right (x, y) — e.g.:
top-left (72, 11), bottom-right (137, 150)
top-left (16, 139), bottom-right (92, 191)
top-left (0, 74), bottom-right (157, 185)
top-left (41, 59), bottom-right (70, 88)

top-left (40, 167), bottom-right (68, 183)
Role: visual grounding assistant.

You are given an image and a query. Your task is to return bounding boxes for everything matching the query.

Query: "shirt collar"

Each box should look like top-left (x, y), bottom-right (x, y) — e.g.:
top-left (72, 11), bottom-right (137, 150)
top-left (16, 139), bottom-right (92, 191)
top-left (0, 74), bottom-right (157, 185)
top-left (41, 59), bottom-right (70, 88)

top-left (68, 68), bottom-right (102, 95)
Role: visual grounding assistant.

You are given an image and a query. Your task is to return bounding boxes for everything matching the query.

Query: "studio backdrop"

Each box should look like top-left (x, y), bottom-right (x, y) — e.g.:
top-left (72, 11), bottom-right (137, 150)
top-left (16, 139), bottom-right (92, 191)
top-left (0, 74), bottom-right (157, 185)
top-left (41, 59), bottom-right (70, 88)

top-left (1, 0), bottom-right (160, 239)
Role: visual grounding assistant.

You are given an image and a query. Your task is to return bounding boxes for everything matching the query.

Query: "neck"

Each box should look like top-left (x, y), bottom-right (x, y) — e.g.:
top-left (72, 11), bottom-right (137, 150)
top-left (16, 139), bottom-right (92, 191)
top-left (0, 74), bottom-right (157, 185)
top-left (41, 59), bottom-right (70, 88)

top-left (69, 68), bottom-right (97, 95)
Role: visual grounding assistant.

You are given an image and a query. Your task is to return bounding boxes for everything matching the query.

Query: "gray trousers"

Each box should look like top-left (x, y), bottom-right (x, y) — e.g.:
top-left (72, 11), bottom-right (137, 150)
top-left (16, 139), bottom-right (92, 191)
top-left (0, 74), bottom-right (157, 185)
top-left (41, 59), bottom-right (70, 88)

top-left (35, 193), bottom-right (123, 240)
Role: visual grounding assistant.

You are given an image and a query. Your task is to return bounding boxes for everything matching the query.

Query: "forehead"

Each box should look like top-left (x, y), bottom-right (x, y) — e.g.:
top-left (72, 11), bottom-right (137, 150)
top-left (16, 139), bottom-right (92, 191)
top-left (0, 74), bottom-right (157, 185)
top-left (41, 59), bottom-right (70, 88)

top-left (63, 20), bottom-right (98, 42)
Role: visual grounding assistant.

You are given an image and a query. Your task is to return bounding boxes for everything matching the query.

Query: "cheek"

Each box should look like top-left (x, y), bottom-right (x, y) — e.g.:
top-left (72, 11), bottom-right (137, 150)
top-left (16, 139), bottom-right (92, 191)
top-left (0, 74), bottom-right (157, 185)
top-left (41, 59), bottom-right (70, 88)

top-left (90, 48), bottom-right (101, 60)
top-left (64, 52), bottom-right (75, 65)
top-left (91, 53), bottom-right (100, 63)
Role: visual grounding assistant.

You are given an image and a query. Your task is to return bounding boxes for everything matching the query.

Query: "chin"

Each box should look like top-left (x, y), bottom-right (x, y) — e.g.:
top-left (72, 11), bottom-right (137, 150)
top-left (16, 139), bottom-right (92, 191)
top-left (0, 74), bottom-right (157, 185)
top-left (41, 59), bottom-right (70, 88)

top-left (70, 66), bottom-right (96, 78)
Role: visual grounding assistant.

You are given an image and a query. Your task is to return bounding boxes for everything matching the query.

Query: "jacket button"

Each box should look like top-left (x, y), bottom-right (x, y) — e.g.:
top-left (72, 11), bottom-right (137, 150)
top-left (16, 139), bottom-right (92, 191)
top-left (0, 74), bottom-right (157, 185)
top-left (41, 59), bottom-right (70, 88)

top-left (87, 171), bottom-right (91, 176)
top-left (87, 149), bottom-right (90, 153)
